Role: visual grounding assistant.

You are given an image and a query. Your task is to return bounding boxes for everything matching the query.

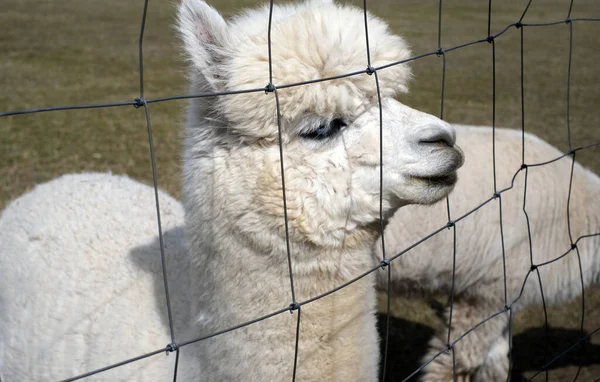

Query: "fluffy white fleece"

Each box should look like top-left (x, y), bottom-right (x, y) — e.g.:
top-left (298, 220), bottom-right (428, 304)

top-left (0, 0), bottom-right (464, 381)
top-left (0, 173), bottom-right (184, 381)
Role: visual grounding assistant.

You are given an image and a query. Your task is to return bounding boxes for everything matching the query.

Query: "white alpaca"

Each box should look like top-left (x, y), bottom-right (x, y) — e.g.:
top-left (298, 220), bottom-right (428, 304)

top-left (0, 173), bottom-right (186, 381)
top-left (0, 1), bottom-right (464, 380)
top-left (376, 126), bottom-right (600, 381)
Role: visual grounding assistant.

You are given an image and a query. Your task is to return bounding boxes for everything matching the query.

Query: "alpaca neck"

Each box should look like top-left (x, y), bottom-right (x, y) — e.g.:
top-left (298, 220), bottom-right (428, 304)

top-left (179, 107), bottom-right (382, 380)
top-left (179, 212), bottom-right (381, 380)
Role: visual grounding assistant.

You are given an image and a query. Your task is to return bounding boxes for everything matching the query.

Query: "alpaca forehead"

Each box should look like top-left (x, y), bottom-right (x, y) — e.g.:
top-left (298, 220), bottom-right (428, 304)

top-left (222, 2), bottom-right (412, 129)
top-left (228, 2), bottom-right (411, 80)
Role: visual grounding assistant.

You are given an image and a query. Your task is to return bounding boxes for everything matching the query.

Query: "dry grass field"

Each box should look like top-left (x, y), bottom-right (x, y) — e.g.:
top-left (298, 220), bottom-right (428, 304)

top-left (1, 0), bottom-right (598, 380)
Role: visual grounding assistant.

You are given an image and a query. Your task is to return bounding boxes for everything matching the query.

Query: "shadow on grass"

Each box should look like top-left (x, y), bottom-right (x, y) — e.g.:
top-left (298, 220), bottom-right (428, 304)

top-left (511, 327), bottom-right (600, 381)
top-left (378, 316), bottom-right (600, 381)
top-left (376, 313), bottom-right (434, 381)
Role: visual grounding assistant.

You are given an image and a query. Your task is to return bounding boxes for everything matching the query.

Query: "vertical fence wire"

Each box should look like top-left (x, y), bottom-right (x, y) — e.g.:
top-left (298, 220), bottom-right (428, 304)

top-left (435, 2), bottom-right (460, 379)
top-left (446, 218), bottom-right (458, 382)
top-left (520, 25), bottom-right (526, 166)
top-left (565, 2), bottom-right (583, 379)
top-left (267, 2), bottom-right (302, 379)
top-left (2, 1), bottom-right (600, 381)
top-left (566, 19), bottom-right (573, 151)
top-left (518, 19), bottom-right (552, 379)
top-left (488, 0), bottom-right (498, 194)
top-left (506, 308), bottom-right (515, 381)
top-left (488, 3), bottom-right (515, 379)
top-left (136, 0), bottom-right (180, 379)
top-left (267, 0), bottom-right (297, 307)
top-left (362, 1), bottom-right (393, 380)
top-left (568, 152), bottom-right (586, 381)
top-left (535, 267), bottom-right (551, 381)
top-left (518, 18), bottom-right (549, 378)
top-left (292, 305), bottom-right (302, 382)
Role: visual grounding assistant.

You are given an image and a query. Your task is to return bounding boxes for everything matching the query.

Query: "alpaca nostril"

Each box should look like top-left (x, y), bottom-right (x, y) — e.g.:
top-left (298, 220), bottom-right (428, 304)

top-left (417, 125), bottom-right (456, 148)
top-left (419, 138), bottom-right (451, 148)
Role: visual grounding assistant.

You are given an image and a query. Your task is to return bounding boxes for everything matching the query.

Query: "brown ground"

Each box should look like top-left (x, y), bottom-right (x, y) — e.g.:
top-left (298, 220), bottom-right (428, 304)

top-left (1, 0), bottom-right (598, 380)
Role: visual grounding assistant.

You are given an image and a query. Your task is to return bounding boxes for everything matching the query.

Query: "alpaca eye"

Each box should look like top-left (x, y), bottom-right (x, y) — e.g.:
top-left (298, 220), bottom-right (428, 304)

top-left (301, 118), bottom-right (347, 140)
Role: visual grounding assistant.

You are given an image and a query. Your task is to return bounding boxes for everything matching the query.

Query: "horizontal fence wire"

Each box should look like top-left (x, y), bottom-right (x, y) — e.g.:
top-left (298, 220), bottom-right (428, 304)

top-left (1, 1), bottom-right (598, 381)
top-left (1, 19), bottom-right (599, 118)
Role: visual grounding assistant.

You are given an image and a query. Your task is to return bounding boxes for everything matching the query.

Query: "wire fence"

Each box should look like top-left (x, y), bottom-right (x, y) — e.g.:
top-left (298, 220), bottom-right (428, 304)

top-left (1, 0), bottom-right (599, 381)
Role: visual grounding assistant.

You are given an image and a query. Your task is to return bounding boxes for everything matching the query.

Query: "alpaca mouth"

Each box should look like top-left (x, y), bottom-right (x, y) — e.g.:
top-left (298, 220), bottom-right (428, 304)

top-left (406, 145), bottom-right (463, 187)
top-left (407, 172), bottom-right (458, 187)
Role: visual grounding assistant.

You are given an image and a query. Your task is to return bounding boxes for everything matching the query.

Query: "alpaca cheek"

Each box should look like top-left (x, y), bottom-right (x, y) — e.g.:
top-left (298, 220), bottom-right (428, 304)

top-left (254, 157), bottom-right (304, 222)
top-left (293, 199), bottom-right (358, 248)
top-left (255, 169), bottom-right (347, 247)
top-left (293, 206), bottom-right (321, 244)
top-left (347, 133), bottom-right (381, 167)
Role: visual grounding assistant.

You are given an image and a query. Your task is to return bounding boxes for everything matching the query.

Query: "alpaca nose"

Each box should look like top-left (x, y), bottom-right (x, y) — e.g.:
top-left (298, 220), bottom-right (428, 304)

top-left (417, 122), bottom-right (456, 148)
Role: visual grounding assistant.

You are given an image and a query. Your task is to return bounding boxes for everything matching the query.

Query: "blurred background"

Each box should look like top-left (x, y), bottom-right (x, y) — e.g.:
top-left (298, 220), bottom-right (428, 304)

top-left (1, 0), bottom-right (599, 380)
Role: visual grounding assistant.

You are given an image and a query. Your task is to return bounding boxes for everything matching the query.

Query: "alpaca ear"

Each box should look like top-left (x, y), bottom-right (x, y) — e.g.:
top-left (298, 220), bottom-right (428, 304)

top-left (177, 0), bottom-right (228, 75)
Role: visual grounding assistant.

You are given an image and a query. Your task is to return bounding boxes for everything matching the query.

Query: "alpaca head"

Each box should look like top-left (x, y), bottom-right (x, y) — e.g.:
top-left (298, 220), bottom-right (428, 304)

top-left (177, 0), bottom-right (463, 250)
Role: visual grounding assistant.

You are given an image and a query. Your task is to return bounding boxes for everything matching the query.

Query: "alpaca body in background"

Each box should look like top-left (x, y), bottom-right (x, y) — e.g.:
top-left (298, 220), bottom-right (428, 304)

top-left (0, 173), bottom-right (185, 381)
top-left (377, 126), bottom-right (600, 381)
